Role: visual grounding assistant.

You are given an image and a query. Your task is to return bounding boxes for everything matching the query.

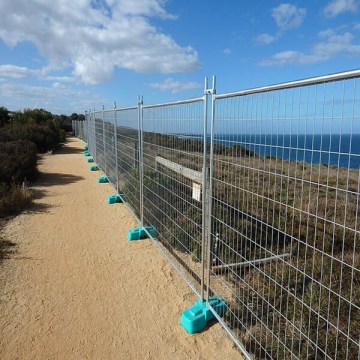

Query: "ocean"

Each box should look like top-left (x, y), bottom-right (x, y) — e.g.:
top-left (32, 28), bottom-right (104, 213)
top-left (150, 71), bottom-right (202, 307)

top-left (213, 134), bottom-right (360, 170)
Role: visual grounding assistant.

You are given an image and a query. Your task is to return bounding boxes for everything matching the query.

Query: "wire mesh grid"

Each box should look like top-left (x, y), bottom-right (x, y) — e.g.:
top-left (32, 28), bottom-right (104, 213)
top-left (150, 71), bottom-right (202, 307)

top-left (88, 112), bottom-right (96, 159)
top-left (103, 110), bottom-right (117, 187)
top-left (142, 99), bottom-right (205, 295)
top-left (73, 70), bottom-right (360, 360)
top-left (115, 107), bottom-right (141, 218)
top-left (94, 111), bottom-right (105, 172)
top-left (208, 77), bottom-right (360, 359)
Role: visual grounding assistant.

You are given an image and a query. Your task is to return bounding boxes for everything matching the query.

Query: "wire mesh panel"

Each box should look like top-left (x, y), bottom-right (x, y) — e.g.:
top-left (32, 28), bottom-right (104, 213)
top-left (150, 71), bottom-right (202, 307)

top-left (88, 113), bottom-right (95, 158)
top-left (142, 99), bottom-right (205, 295)
top-left (94, 111), bottom-right (105, 172)
top-left (72, 120), bottom-right (77, 136)
top-left (208, 75), bottom-right (360, 359)
top-left (115, 107), bottom-right (141, 218)
top-left (103, 110), bottom-right (117, 187)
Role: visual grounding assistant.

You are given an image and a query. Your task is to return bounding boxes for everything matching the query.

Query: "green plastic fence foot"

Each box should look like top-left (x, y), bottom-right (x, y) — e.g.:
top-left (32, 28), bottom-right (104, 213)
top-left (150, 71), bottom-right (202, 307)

top-left (84, 151), bottom-right (90, 156)
top-left (128, 226), bottom-right (157, 241)
top-left (84, 145), bottom-right (88, 150)
top-left (180, 296), bottom-right (227, 334)
top-left (87, 158), bottom-right (94, 163)
top-left (98, 176), bottom-right (109, 183)
top-left (90, 165), bottom-right (99, 171)
top-left (107, 193), bottom-right (126, 204)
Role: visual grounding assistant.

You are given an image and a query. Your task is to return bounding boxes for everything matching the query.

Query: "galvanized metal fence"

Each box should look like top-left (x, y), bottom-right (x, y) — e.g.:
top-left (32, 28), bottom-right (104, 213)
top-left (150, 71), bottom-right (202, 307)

top-left (73, 69), bottom-right (360, 360)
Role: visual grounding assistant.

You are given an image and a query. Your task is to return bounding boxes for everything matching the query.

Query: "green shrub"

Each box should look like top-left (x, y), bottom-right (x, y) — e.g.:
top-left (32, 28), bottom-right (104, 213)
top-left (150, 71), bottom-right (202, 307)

top-left (0, 140), bottom-right (38, 184)
top-left (0, 123), bottom-right (63, 153)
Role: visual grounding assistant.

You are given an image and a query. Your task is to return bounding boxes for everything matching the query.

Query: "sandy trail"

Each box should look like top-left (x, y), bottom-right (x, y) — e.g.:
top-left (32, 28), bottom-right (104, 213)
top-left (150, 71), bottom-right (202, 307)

top-left (0, 137), bottom-right (241, 360)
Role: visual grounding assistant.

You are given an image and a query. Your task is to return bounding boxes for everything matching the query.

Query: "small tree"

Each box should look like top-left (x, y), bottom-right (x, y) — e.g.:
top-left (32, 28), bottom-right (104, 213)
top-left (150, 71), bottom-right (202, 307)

top-left (0, 107), bottom-right (10, 127)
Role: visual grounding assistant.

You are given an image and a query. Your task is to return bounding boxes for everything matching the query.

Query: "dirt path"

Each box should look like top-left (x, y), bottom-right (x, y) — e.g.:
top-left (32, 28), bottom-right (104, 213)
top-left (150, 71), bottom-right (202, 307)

top-left (0, 137), bottom-right (241, 360)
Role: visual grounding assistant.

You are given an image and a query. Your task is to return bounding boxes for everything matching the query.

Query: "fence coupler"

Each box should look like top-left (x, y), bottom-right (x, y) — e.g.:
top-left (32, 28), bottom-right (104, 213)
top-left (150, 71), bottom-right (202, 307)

top-left (180, 296), bottom-right (227, 334)
top-left (107, 193), bottom-right (126, 204)
top-left (128, 226), bottom-right (157, 241)
top-left (98, 176), bottom-right (109, 183)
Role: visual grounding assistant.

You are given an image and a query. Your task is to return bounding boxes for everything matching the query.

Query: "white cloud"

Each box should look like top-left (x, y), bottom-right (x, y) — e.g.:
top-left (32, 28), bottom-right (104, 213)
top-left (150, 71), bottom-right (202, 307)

top-left (0, 65), bottom-right (40, 78)
top-left (0, 81), bottom-right (108, 113)
top-left (223, 48), bottom-right (231, 55)
top-left (272, 4), bottom-right (306, 31)
top-left (260, 30), bottom-right (360, 66)
top-left (0, 0), bottom-right (200, 85)
top-left (254, 33), bottom-right (277, 45)
top-left (324, 0), bottom-right (358, 17)
top-left (149, 78), bottom-right (201, 93)
top-left (45, 75), bottom-right (77, 83)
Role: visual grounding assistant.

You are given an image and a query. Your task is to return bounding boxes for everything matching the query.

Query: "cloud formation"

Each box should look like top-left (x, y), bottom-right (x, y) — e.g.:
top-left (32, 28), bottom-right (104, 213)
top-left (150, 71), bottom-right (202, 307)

top-left (0, 0), bottom-right (200, 84)
top-left (254, 33), bottom-right (277, 45)
top-left (260, 29), bottom-right (360, 66)
top-left (272, 4), bottom-right (306, 31)
top-left (149, 78), bottom-right (201, 93)
top-left (324, 0), bottom-right (358, 17)
top-left (0, 65), bottom-right (40, 78)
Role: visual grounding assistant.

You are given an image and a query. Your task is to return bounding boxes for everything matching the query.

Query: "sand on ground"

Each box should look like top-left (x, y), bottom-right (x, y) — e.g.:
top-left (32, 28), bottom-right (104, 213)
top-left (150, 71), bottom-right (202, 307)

top-left (0, 137), bottom-right (242, 360)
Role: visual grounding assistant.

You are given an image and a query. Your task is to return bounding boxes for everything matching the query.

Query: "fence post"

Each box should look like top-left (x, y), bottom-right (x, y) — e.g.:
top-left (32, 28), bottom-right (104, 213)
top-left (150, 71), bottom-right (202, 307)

top-left (101, 105), bottom-right (107, 176)
top-left (93, 108), bottom-right (97, 164)
top-left (206, 76), bottom-right (216, 301)
top-left (138, 96), bottom-right (144, 227)
top-left (200, 77), bottom-right (209, 302)
top-left (84, 111), bottom-right (87, 141)
top-left (113, 101), bottom-right (119, 194)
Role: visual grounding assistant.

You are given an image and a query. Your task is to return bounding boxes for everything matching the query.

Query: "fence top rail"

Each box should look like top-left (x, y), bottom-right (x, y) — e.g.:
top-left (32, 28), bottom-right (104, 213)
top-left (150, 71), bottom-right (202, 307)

top-left (91, 106), bottom-right (138, 114)
top-left (142, 96), bottom-right (204, 109)
top-left (215, 68), bottom-right (360, 100)
top-left (115, 106), bottom-right (138, 112)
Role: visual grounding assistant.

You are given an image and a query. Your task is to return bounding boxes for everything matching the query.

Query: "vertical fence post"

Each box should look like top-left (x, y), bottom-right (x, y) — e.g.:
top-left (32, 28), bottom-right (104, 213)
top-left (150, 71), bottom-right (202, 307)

top-left (102, 105), bottom-right (106, 175)
top-left (84, 111), bottom-right (87, 142)
top-left (206, 76), bottom-right (216, 301)
top-left (93, 108), bottom-right (97, 164)
top-left (200, 77), bottom-right (209, 302)
top-left (138, 96), bottom-right (144, 227)
top-left (113, 101), bottom-right (119, 194)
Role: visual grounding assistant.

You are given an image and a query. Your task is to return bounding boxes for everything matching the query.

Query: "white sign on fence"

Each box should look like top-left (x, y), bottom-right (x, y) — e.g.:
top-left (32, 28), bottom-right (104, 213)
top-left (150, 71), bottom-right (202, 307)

top-left (192, 183), bottom-right (201, 202)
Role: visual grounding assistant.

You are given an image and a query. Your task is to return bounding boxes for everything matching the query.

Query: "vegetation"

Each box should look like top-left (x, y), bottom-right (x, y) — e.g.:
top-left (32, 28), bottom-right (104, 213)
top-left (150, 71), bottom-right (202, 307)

top-left (0, 107), bottom-right (82, 258)
top-left (115, 127), bottom-right (359, 359)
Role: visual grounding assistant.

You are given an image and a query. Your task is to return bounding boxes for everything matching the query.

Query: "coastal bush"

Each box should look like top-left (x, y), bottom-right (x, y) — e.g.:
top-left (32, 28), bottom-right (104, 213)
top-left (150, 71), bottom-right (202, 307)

top-left (0, 140), bottom-right (38, 184)
top-left (0, 123), bottom-right (64, 153)
top-left (0, 181), bottom-right (33, 217)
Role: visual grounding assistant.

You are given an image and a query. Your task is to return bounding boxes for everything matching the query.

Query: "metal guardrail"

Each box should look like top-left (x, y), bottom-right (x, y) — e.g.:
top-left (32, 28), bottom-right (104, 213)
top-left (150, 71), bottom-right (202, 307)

top-left (74, 69), bottom-right (360, 360)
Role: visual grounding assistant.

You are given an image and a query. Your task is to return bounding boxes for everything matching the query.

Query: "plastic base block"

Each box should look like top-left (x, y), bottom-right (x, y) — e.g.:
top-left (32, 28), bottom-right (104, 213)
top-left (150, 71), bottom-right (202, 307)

top-left (107, 193), bottom-right (126, 204)
top-left (90, 165), bottom-right (99, 171)
top-left (180, 296), bottom-right (227, 334)
top-left (84, 145), bottom-right (88, 150)
top-left (87, 158), bottom-right (94, 163)
top-left (98, 176), bottom-right (109, 183)
top-left (84, 151), bottom-right (90, 157)
top-left (128, 226), bottom-right (157, 241)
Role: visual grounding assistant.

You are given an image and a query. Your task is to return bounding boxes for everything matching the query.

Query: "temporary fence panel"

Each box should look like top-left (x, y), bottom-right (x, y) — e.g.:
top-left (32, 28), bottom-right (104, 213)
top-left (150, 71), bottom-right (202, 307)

top-left (207, 72), bottom-right (360, 359)
top-left (115, 106), bottom-right (141, 218)
top-left (142, 97), bottom-right (206, 296)
top-left (73, 69), bottom-right (360, 360)
top-left (103, 109), bottom-right (117, 187)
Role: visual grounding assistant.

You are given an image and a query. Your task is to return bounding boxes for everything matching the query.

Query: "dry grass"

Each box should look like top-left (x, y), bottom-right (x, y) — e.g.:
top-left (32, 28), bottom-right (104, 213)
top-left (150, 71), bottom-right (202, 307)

top-left (115, 128), bottom-right (359, 359)
top-left (0, 182), bottom-right (33, 217)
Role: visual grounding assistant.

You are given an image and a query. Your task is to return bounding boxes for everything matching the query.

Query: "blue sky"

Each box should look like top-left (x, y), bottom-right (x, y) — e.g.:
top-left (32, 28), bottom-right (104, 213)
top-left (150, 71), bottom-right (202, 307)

top-left (1, 0), bottom-right (360, 114)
